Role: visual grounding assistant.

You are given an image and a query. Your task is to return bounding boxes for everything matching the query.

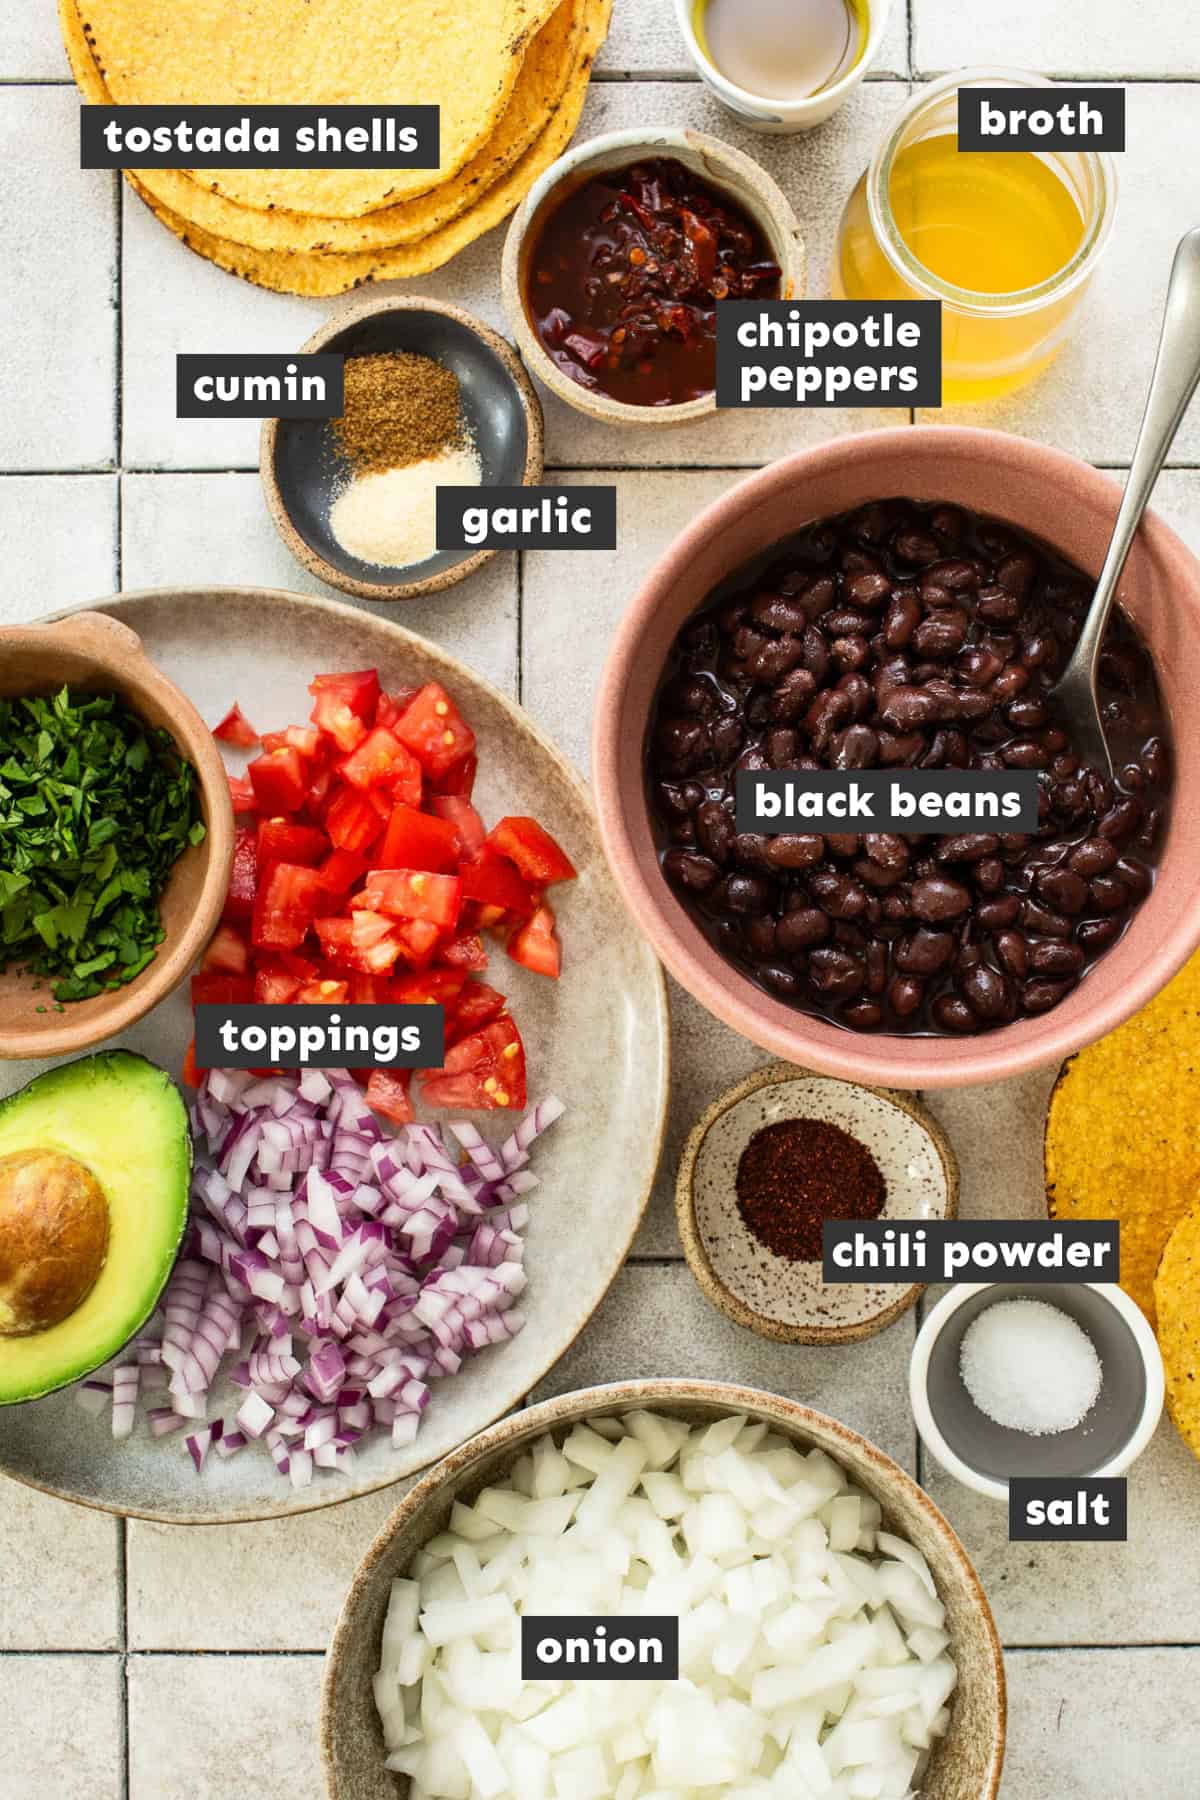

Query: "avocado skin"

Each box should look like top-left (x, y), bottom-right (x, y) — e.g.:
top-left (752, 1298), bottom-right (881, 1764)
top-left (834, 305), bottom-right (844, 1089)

top-left (0, 1051), bottom-right (192, 1405)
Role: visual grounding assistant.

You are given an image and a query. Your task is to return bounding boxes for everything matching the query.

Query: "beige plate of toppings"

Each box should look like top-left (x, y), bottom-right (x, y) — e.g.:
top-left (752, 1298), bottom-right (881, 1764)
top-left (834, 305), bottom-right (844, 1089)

top-left (0, 587), bottom-right (667, 1523)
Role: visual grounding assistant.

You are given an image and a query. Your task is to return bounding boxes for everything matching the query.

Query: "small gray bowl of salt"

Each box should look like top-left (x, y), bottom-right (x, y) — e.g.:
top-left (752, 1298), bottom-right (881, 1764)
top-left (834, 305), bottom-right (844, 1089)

top-left (909, 1282), bottom-right (1165, 1500)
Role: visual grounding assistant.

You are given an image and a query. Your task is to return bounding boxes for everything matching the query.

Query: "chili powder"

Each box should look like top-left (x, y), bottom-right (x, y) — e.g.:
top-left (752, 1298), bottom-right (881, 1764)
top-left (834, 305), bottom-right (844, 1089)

top-left (735, 1118), bottom-right (887, 1262)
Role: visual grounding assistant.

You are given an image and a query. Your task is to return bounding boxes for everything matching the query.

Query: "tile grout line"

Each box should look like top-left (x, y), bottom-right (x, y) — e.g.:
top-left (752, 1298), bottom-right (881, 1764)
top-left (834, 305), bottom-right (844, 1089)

top-left (4, 1642), bottom-right (1200, 1659)
top-left (6, 462), bottom-right (1200, 477)
top-left (8, 73), bottom-right (1200, 87)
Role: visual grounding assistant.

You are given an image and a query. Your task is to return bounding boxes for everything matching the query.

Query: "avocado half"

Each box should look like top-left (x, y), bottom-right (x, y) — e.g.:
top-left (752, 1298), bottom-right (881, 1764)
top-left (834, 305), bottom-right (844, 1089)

top-left (0, 1052), bottom-right (191, 1404)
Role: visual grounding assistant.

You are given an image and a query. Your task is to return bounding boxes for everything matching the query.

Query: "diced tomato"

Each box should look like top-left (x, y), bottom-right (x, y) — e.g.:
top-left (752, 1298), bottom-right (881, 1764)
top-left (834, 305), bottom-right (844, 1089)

top-left (466, 901), bottom-right (508, 932)
top-left (222, 826), bottom-right (257, 924)
top-left (429, 750), bottom-right (478, 798)
top-left (314, 916), bottom-right (355, 961)
top-left (248, 745), bottom-right (307, 814)
top-left (227, 771), bottom-right (257, 814)
top-left (350, 909), bottom-right (398, 951)
top-left (213, 702), bottom-right (259, 748)
top-left (279, 950), bottom-right (320, 980)
top-left (374, 687), bottom-right (420, 730)
top-left (181, 1040), bottom-right (204, 1087)
top-left (355, 870), bottom-right (462, 931)
top-left (394, 683), bottom-right (476, 780)
top-left (262, 724), bottom-right (321, 759)
top-left (253, 958), bottom-right (302, 1005)
top-left (326, 786), bottom-right (384, 853)
top-left (308, 670), bottom-right (380, 751)
top-left (378, 802), bottom-right (460, 874)
top-left (251, 862), bottom-right (325, 951)
top-left (430, 795), bottom-right (486, 857)
top-left (314, 916), bottom-right (402, 974)
top-left (387, 919), bottom-right (438, 968)
top-left (295, 978), bottom-right (350, 1004)
top-left (306, 765), bottom-right (335, 816)
top-left (202, 924), bottom-right (250, 975)
top-left (449, 980), bottom-right (509, 1041)
top-left (508, 902), bottom-right (561, 978)
top-left (388, 969), bottom-right (467, 1007)
top-left (191, 971), bottom-right (254, 1007)
top-left (486, 816), bottom-right (577, 886)
top-left (439, 931), bottom-right (488, 972)
top-left (460, 851), bottom-right (538, 919)
top-left (348, 974), bottom-right (384, 1004)
top-left (365, 1069), bottom-right (414, 1126)
top-left (256, 818), bottom-right (330, 869)
top-left (339, 728), bottom-right (423, 804)
top-left (315, 847), bottom-right (370, 896)
top-left (421, 1015), bottom-right (527, 1110)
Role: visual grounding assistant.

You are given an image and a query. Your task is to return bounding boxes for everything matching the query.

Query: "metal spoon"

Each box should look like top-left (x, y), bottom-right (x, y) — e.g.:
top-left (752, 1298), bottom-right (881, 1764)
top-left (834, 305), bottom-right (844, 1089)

top-left (1053, 226), bottom-right (1200, 774)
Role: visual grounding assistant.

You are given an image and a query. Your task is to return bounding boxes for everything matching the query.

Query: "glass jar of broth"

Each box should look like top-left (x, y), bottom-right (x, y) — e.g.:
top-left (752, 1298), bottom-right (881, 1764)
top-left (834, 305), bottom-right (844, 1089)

top-left (834, 70), bottom-right (1117, 403)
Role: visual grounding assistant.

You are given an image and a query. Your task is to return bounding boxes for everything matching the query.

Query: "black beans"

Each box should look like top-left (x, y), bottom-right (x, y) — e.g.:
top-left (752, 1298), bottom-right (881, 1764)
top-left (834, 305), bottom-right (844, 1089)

top-left (662, 850), bottom-right (719, 893)
top-left (648, 497), bottom-right (1171, 1036)
top-left (894, 930), bottom-right (955, 975)
top-left (911, 877), bottom-right (972, 922)
top-left (776, 907), bottom-right (830, 952)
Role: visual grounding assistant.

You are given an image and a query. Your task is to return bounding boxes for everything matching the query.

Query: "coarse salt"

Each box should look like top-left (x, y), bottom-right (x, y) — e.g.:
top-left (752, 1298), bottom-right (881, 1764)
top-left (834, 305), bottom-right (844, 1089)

top-left (329, 440), bottom-right (482, 569)
top-left (959, 1298), bottom-right (1102, 1436)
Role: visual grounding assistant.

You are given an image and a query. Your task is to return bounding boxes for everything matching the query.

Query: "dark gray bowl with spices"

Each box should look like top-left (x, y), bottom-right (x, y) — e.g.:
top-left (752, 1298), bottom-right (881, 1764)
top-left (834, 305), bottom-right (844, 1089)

top-left (261, 296), bottom-right (544, 602)
top-left (676, 1063), bottom-right (960, 1343)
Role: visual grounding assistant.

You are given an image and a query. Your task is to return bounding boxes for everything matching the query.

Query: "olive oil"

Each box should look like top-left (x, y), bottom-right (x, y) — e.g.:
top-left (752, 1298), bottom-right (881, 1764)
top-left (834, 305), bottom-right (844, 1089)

top-left (694, 0), bottom-right (867, 102)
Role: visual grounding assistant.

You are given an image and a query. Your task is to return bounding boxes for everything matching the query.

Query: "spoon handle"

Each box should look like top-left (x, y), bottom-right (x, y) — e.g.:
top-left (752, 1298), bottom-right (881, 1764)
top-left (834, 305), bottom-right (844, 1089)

top-left (1068, 227), bottom-right (1200, 681)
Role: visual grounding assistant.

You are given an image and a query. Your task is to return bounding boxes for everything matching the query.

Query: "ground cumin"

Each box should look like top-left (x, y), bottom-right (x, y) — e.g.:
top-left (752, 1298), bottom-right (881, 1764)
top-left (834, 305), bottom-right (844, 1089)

top-left (735, 1117), bottom-right (887, 1262)
top-left (332, 351), bottom-right (464, 473)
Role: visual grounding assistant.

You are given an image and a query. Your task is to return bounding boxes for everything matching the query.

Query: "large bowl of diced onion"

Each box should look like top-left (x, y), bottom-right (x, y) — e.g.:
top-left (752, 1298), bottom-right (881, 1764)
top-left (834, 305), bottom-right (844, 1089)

top-left (322, 1380), bottom-right (1005, 1800)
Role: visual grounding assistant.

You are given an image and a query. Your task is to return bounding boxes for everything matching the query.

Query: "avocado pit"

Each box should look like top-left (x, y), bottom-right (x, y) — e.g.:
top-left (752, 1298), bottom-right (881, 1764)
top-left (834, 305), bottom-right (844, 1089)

top-left (0, 1148), bottom-right (110, 1336)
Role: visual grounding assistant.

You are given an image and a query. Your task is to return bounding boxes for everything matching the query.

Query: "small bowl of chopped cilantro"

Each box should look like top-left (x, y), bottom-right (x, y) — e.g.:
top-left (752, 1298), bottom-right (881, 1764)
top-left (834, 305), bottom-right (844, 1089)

top-left (0, 610), bottom-right (234, 1058)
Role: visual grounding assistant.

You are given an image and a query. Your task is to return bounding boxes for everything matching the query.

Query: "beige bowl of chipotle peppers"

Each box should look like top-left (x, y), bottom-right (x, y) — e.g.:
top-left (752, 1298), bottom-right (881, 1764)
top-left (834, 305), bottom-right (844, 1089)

top-left (501, 126), bottom-right (806, 426)
top-left (676, 1064), bottom-right (959, 1344)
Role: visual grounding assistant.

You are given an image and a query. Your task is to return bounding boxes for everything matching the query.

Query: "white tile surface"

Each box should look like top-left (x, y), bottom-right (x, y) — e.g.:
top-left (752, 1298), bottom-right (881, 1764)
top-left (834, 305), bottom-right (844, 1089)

top-left (535, 1261), bottom-right (919, 1472)
top-left (917, 85), bottom-right (1200, 464)
top-left (127, 1485), bottom-right (409, 1650)
top-left (0, 1656), bottom-right (121, 1799)
top-left (523, 467), bottom-right (738, 769)
top-left (7, 6), bottom-right (1200, 1796)
top-left (915, 0), bottom-right (1200, 78)
top-left (0, 88), bottom-right (116, 469)
top-left (119, 471), bottom-right (520, 694)
top-left (0, 475), bottom-right (116, 615)
top-left (0, 1479), bottom-right (120, 1649)
top-left (119, 182), bottom-right (512, 471)
top-left (927, 1418), bottom-right (1200, 1647)
top-left (1149, 469), bottom-right (1200, 560)
top-left (0, 7), bottom-right (69, 79)
top-left (127, 1654), bottom-right (324, 1800)
top-left (1003, 1649), bottom-right (1200, 1796)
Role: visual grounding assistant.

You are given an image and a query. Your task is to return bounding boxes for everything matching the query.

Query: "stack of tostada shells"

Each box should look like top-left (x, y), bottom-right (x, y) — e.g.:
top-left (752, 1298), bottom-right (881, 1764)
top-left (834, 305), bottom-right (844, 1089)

top-left (59, 0), bottom-right (611, 295)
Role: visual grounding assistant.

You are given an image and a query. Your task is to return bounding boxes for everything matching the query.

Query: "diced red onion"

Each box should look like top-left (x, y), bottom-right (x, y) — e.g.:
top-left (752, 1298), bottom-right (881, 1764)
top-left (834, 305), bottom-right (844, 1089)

top-left (81, 1070), bottom-right (561, 1483)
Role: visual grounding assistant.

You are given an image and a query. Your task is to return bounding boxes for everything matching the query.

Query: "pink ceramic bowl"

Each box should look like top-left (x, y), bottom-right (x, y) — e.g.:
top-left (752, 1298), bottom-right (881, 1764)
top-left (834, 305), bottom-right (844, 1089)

top-left (592, 426), bottom-right (1200, 1089)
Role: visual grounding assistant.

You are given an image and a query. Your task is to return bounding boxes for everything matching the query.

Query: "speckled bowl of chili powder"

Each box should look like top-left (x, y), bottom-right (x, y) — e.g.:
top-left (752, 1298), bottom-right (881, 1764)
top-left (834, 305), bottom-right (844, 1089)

top-left (676, 1063), bottom-right (959, 1343)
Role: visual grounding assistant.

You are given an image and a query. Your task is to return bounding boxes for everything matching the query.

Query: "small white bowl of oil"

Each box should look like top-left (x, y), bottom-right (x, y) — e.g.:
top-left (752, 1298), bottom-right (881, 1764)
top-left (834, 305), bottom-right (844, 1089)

top-left (673, 0), bottom-right (892, 133)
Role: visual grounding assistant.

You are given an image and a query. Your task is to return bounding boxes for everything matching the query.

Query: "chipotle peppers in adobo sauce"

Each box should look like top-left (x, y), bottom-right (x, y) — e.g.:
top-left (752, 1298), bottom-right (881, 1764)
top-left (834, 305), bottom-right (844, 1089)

top-left (523, 156), bottom-right (781, 407)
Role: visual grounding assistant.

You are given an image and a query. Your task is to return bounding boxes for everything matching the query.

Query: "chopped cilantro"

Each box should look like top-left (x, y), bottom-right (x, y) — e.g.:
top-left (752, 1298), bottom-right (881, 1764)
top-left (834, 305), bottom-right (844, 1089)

top-left (0, 685), bottom-right (205, 1002)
